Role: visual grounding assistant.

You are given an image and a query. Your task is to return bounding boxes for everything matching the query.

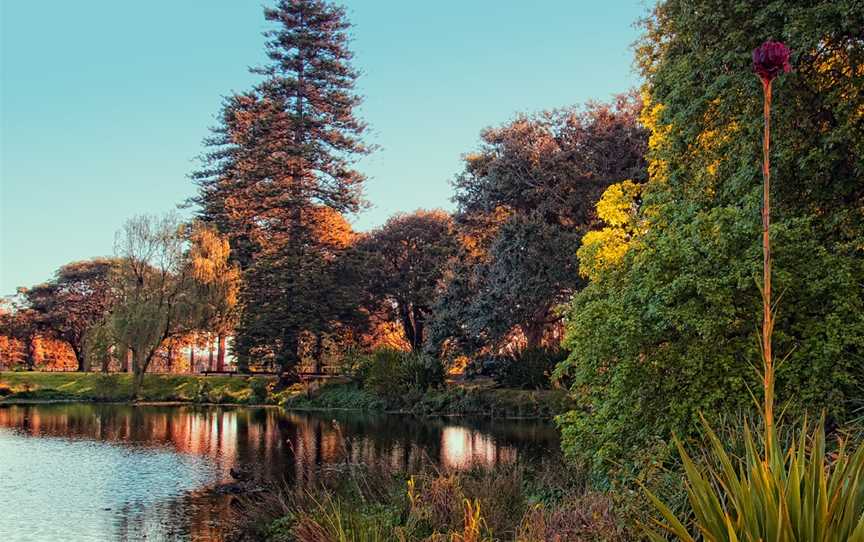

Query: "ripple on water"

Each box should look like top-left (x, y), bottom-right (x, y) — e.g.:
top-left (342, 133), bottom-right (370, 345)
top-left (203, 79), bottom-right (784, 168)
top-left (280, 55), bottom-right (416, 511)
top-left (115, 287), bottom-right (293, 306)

top-left (0, 428), bottom-right (219, 542)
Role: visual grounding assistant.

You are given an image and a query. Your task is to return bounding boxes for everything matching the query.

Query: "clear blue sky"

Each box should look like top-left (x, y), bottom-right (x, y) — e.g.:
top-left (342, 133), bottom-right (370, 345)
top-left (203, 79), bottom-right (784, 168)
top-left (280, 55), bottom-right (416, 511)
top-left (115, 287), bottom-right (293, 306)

top-left (1, 0), bottom-right (647, 296)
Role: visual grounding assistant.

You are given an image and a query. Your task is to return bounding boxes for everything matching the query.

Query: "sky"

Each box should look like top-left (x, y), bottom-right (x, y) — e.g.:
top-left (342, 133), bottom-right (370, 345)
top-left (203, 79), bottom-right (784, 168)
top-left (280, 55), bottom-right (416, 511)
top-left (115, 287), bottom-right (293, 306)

top-left (0, 0), bottom-right (647, 296)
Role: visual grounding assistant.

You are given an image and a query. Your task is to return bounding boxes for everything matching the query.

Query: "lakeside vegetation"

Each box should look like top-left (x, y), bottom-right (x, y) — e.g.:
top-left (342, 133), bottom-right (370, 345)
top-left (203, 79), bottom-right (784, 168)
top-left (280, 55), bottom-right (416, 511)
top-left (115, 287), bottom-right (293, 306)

top-left (1, 0), bottom-right (863, 539)
top-left (234, 461), bottom-right (629, 542)
top-left (0, 370), bottom-right (570, 419)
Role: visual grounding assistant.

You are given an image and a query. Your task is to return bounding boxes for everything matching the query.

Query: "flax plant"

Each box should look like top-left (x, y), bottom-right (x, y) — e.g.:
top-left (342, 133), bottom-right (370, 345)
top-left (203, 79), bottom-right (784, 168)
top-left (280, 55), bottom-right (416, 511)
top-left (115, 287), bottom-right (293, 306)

top-left (644, 41), bottom-right (864, 541)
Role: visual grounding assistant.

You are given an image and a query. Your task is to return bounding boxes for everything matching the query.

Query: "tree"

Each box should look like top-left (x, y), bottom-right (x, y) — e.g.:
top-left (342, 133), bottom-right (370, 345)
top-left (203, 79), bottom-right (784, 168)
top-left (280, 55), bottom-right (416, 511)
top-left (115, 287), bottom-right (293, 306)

top-left (356, 210), bottom-right (459, 351)
top-left (0, 293), bottom-right (38, 370)
top-left (453, 96), bottom-right (646, 229)
top-left (24, 259), bottom-right (118, 371)
top-left (430, 98), bottom-right (647, 355)
top-left (556, 0), bottom-right (864, 475)
top-left (100, 214), bottom-right (231, 398)
top-left (187, 224), bottom-right (240, 371)
top-left (191, 0), bottom-right (371, 372)
top-left (460, 214), bottom-right (583, 350)
top-left (233, 206), bottom-right (365, 372)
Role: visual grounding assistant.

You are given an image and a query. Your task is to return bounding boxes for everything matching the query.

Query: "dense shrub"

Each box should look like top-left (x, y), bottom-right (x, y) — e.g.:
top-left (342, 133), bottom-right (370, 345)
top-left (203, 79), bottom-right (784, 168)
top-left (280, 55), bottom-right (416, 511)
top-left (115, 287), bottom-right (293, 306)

top-left (493, 348), bottom-right (567, 390)
top-left (357, 349), bottom-right (444, 401)
top-left (556, 0), bottom-right (864, 478)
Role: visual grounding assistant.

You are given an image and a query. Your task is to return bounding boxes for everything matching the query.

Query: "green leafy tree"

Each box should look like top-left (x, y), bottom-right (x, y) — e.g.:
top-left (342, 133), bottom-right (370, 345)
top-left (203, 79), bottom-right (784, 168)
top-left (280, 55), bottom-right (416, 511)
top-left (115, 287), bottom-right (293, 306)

top-left (101, 214), bottom-right (233, 398)
top-left (233, 207), bottom-right (365, 372)
top-left (556, 0), bottom-right (864, 476)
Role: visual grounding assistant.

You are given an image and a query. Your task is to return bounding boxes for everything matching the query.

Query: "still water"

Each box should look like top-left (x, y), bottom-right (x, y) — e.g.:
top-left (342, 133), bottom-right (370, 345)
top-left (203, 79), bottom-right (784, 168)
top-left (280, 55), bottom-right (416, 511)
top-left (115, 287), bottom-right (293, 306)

top-left (0, 403), bottom-right (559, 541)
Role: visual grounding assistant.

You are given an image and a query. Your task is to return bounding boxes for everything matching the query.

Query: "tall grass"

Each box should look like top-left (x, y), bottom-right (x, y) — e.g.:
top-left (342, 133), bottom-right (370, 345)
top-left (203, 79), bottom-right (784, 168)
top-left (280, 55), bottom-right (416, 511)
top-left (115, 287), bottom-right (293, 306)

top-left (231, 460), bottom-right (627, 541)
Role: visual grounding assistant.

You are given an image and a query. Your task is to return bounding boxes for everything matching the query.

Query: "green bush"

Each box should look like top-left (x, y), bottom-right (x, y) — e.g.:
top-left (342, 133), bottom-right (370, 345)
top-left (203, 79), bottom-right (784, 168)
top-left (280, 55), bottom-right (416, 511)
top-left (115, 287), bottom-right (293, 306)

top-left (357, 349), bottom-right (444, 401)
top-left (247, 377), bottom-right (271, 404)
top-left (556, 0), bottom-right (864, 478)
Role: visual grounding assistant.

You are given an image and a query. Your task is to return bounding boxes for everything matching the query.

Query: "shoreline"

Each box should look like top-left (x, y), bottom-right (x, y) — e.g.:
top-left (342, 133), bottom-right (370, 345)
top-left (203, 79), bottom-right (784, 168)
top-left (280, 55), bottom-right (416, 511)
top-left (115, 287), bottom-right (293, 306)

top-left (0, 398), bottom-right (560, 420)
top-left (0, 371), bottom-right (570, 420)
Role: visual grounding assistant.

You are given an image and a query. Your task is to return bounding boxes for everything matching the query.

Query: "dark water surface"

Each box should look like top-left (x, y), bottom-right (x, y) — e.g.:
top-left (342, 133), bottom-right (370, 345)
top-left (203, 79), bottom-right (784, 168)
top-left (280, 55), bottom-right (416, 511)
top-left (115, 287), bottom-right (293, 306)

top-left (0, 403), bottom-right (559, 541)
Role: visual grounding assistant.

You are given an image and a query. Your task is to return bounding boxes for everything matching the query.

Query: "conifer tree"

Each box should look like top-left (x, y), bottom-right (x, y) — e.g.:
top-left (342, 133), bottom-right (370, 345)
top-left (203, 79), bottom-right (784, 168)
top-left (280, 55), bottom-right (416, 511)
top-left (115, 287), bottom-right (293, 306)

top-left (192, 0), bottom-right (370, 372)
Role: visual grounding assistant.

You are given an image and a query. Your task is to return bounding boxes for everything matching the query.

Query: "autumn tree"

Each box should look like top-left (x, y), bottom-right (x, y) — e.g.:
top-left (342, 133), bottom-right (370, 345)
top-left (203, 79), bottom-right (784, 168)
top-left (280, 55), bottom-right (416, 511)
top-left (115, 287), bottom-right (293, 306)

top-left (191, 0), bottom-right (370, 372)
top-left (356, 210), bottom-right (459, 351)
top-left (429, 97), bottom-right (647, 355)
top-left (24, 259), bottom-right (118, 371)
top-left (98, 214), bottom-right (233, 398)
top-left (187, 223), bottom-right (241, 371)
top-left (0, 293), bottom-right (38, 370)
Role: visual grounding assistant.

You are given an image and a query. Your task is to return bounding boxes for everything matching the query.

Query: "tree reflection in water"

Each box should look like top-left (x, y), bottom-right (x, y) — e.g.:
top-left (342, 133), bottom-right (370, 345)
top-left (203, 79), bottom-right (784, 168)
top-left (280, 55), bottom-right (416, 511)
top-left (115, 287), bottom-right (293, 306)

top-left (0, 403), bottom-right (558, 541)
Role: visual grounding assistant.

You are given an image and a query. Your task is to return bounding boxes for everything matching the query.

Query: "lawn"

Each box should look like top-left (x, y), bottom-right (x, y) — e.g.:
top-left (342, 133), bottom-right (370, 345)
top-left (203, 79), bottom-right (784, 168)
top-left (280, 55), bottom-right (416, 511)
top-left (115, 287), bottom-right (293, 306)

top-left (0, 371), bottom-right (279, 405)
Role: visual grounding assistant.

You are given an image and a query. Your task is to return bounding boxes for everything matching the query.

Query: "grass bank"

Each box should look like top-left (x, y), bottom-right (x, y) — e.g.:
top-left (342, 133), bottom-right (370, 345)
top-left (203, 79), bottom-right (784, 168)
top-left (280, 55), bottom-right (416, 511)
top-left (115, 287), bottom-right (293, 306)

top-left (0, 371), bottom-right (281, 405)
top-left (0, 372), bottom-right (572, 418)
top-left (283, 381), bottom-right (573, 418)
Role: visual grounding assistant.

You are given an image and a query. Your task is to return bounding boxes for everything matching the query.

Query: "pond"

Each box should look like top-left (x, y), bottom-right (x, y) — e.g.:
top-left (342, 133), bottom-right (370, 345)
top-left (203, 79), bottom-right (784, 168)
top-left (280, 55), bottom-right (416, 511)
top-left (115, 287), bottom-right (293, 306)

top-left (0, 403), bottom-right (560, 541)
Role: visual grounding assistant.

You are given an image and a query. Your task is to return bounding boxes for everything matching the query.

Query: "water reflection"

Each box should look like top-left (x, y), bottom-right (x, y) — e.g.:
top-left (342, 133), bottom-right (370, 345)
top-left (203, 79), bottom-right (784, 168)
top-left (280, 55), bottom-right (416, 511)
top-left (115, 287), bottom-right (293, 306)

top-left (0, 404), bottom-right (559, 541)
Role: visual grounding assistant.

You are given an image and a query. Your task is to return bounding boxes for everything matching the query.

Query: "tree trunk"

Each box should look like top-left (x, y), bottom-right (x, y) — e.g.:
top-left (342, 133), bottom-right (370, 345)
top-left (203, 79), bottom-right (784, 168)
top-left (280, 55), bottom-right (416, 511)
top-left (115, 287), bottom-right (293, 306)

top-left (120, 348), bottom-right (130, 372)
top-left (399, 304), bottom-right (417, 351)
top-left (24, 335), bottom-right (36, 370)
top-left (524, 321), bottom-right (545, 351)
top-left (216, 333), bottom-right (226, 372)
top-left (73, 344), bottom-right (88, 372)
top-left (411, 306), bottom-right (425, 351)
top-left (189, 343), bottom-right (195, 373)
top-left (313, 333), bottom-right (324, 374)
top-left (280, 331), bottom-right (300, 373)
top-left (208, 337), bottom-right (215, 372)
top-left (166, 343), bottom-right (174, 373)
top-left (101, 346), bottom-right (112, 373)
top-left (131, 350), bottom-right (148, 400)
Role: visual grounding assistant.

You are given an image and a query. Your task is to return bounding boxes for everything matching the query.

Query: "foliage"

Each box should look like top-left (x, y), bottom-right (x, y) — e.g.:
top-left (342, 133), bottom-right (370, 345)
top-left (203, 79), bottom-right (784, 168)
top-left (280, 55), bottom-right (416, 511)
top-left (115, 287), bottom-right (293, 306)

top-left (557, 0), bottom-right (864, 476)
top-left (282, 382), bottom-right (385, 410)
top-left (355, 210), bottom-right (459, 351)
top-left (284, 380), bottom-right (571, 418)
top-left (577, 180), bottom-right (642, 282)
top-left (429, 97), bottom-right (647, 356)
top-left (645, 417), bottom-right (864, 541)
top-left (236, 461), bottom-right (627, 542)
top-left (97, 214), bottom-right (237, 397)
top-left (191, 0), bottom-right (371, 373)
top-left (0, 295), bottom-right (39, 370)
top-left (188, 223), bottom-right (241, 371)
top-left (356, 349), bottom-right (444, 401)
top-left (231, 211), bottom-right (365, 372)
top-left (492, 347), bottom-right (567, 390)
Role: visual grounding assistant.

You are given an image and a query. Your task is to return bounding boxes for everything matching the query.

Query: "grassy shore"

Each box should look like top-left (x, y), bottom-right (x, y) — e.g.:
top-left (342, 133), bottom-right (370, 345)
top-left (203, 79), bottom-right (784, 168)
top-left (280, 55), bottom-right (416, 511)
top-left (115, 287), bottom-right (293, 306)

top-left (283, 381), bottom-right (573, 418)
top-left (0, 372), bottom-right (571, 418)
top-left (0, 371), bottom-right (280, 405)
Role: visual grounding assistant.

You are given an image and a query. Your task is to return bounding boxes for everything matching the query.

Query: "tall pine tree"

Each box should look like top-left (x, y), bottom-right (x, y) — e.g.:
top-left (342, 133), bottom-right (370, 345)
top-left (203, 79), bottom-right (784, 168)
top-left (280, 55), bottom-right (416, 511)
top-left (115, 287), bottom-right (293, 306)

top-left (192, 0), bottom-right (370, 372)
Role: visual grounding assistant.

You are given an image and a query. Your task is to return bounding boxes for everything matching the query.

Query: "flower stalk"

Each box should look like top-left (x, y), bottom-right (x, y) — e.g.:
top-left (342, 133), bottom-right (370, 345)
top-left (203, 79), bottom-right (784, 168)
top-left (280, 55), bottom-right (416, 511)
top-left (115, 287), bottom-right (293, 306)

top-left (752, 40), bottom-right (790, 456)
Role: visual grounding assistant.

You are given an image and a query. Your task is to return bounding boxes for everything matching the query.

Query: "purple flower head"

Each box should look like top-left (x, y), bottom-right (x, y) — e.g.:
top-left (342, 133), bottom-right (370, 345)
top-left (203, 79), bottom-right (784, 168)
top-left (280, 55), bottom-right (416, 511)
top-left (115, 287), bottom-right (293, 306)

top-left (752, 41), bottom-right (791, 82)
